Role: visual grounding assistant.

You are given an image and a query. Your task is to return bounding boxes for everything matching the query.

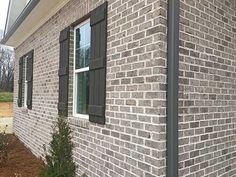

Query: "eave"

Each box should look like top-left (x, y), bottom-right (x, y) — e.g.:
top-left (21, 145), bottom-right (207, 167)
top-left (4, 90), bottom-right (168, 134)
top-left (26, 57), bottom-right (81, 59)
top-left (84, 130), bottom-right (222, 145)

top-left (1, 0), bottom-right (70, 48)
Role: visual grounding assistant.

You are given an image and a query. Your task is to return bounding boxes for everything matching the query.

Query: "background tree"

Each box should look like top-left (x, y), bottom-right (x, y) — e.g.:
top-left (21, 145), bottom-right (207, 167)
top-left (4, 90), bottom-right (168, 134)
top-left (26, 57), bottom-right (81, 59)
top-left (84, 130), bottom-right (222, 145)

top-left (0, 45), bottom-right (14, 92)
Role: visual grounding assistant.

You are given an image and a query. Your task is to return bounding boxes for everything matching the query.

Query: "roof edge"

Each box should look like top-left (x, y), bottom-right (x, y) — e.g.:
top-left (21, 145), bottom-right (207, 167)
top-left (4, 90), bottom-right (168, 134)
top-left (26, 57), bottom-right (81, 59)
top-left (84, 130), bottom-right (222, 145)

top-left (1, 0), bottom-right (40, 45)
top-left (4, 0), bottom-right (12, 37)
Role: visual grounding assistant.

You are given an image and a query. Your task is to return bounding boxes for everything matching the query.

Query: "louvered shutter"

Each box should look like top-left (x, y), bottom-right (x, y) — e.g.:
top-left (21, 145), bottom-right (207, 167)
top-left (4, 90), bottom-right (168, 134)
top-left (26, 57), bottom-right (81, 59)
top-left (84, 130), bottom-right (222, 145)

top-left (17, 57), bottom-right (23, 107)
top-left (58, 27), bottom-right (70, 116)
top-left (89, 2), bottom-right (108, 124)
top-left (26, 50), bottom-right (34, 110)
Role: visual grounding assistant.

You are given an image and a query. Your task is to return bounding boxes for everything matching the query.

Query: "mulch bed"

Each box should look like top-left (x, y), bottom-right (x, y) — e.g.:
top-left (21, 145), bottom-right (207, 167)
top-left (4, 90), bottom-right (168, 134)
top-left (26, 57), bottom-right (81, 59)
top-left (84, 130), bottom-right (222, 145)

top-left (0, 135), bottom-right (43, 177)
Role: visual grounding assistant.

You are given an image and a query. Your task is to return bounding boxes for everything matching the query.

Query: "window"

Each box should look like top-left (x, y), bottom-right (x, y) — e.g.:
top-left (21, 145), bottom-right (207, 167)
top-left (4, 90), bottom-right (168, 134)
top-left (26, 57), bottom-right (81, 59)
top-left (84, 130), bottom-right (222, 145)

top-left (58, 2), bottom-right (107, 122)
top-left (24, 56), bottom-right (28, 107)
top-left (73, 19), bottom-right (91, 118)
top-left (18, 50), bottom-right (34, 109)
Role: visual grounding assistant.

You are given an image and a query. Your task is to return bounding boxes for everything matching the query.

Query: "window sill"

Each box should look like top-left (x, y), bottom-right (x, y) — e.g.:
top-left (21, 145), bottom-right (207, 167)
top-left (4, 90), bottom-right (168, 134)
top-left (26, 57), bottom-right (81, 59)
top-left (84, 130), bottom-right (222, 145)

top-left (21, 107), bottom-right (28, 114)
top-left (68, 116), bottom-right (89, 129)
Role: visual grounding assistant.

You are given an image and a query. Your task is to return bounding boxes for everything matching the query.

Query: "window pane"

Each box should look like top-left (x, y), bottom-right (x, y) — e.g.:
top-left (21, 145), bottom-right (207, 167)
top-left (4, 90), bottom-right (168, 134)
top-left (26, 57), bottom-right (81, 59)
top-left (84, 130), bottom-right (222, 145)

top-left (24, 82), bottom-right (28, 107)
top-left (24, 58), bottom-right (28, 107)
top-left (75, 29), bottom-right (80, 49)
top-left (75, 22), bottom-right (91, 69)
top-left (75, 46), bottom-right (90, 69)
top-left (80, 22), bottom-right (91, 47)
top-left (24, 57), bottom-right (27, 81)
top-left (76, 71), bottom-right (89, 115)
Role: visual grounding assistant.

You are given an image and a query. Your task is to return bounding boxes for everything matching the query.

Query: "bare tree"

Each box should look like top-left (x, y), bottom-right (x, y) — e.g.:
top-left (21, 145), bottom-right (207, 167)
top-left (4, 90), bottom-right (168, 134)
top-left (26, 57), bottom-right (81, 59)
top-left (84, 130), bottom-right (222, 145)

top-left (0, 45), bottom-right (14, 92)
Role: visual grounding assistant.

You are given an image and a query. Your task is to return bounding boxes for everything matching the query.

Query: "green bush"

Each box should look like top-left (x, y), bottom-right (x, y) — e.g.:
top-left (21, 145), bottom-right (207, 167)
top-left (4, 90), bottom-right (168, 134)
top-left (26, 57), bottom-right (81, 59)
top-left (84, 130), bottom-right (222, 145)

top-left (39, 117), bottom-right (76, 177)
top-left (0, 125), bottom-right (9, 167)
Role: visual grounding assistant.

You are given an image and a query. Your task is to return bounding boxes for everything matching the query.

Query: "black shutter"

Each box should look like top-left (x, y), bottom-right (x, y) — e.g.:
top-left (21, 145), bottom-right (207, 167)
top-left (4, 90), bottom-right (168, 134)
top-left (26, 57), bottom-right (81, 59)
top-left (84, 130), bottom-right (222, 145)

top-left (26, 50), bottom-right (34, 110)
top-left (89, 2), bottom-right (108, 124)
top-left (17, 57), bottom-right (23, 107)
top-left (58, 27), bottom-right (70, 116)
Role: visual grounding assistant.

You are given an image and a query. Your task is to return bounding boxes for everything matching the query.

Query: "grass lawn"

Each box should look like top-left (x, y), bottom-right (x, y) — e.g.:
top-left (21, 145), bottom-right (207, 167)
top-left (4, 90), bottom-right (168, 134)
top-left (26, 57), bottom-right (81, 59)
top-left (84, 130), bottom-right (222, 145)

top-left (0, 92), bottom-right (13, 102)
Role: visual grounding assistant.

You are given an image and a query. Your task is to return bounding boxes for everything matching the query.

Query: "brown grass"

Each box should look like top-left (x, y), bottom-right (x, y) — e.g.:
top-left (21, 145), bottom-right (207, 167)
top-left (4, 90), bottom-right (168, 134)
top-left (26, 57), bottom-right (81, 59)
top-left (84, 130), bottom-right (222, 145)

top-left (0, 103), bottom-right (13, 118)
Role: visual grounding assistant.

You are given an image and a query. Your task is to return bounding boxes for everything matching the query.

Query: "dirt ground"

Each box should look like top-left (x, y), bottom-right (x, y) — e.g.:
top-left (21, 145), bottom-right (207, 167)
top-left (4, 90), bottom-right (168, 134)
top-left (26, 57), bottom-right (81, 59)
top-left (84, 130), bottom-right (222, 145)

top-left (0, 102), bottom-right (13, 118)
top-left (0, 135), bottom-right (43, 177)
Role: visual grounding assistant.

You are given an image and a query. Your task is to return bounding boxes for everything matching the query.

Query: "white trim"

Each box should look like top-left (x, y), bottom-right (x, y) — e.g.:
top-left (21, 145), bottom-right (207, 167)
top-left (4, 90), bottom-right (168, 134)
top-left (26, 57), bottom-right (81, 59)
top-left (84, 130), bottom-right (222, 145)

top-left (74, 19), bottom-right (90, 31)
top-left (18, 0), bottom-right (70, 46)
top-left (8, 0), bottom-right (70, 47)
top-left (73, 19), bottom-right (90, 119)
top-left (75, 67), bottom-right (89, 73)
top-left (73, 113), bottom-right (89, 119)
top-left (5, 0), bottom-right (13, 34)
top-left (26, 0), bottom-right (31, 4)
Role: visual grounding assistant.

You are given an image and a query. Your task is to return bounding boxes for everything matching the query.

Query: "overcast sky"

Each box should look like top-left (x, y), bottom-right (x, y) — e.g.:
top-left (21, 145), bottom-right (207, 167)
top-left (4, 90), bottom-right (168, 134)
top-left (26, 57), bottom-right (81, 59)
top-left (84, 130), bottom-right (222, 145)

top-left (0, 0), bottom-right (9, 31)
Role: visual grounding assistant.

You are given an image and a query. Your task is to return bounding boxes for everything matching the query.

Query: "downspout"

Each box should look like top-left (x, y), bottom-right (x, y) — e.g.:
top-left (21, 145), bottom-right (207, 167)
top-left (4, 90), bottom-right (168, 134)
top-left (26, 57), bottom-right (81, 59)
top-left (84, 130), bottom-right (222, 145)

top-left (166, 0), bottom-right (180, 176)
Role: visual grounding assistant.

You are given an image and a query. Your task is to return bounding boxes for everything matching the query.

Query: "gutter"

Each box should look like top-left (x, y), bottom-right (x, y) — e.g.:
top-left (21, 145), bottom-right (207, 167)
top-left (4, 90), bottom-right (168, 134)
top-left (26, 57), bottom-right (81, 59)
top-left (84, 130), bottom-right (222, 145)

top-left (1, 0), bottom-right (40, 44)
top-left (166, 0), bottom-right (180, 176)
top-left (3, 0), bottom-right (11, 36)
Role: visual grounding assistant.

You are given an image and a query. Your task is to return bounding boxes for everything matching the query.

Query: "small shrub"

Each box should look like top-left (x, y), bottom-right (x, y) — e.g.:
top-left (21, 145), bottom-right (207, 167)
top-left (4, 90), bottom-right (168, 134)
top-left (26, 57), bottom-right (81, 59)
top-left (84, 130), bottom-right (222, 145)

top-left (39, 117), bottom-right (76, 177)
top-left (0, 125), bottom-right (9, 167)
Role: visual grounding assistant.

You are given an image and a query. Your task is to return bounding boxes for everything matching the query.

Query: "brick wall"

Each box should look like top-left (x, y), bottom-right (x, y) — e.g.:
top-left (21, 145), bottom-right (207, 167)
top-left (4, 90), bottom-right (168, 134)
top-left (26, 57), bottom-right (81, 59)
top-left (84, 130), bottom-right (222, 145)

top-left (13, 0), bottom-right (236, 176)
top-left (13, 0), bottom-right (168, 176)
top-left (179, 0), bottom-right (236, 176)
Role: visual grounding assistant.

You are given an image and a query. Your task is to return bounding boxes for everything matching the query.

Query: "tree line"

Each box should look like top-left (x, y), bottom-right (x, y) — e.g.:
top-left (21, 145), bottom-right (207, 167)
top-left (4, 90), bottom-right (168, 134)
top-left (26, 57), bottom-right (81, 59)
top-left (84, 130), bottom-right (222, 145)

top-left (0, 45), bottom-right (14, 92)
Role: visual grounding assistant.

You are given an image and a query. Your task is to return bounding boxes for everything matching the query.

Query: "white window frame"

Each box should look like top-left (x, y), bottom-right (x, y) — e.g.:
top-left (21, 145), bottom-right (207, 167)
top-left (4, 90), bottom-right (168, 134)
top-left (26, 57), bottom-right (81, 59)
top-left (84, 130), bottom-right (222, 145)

top-left (24, 56), bottom-right (28, 108)
top-left (73, 19), bottom-right (90, 119)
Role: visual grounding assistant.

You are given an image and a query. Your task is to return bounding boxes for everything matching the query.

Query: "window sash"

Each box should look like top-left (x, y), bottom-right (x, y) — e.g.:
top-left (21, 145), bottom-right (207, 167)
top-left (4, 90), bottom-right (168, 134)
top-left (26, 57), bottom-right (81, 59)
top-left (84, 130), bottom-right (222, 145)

top-left (24, 82), bottom-right (28, 107)
top-left (73, 19), bottom-right (90, 118)
top-left (75, 67), bottom-right (89, 73)
top-left (74, 71), bottom-right (89, 118)
top-left (24, 57), bottom-right (28, 107)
